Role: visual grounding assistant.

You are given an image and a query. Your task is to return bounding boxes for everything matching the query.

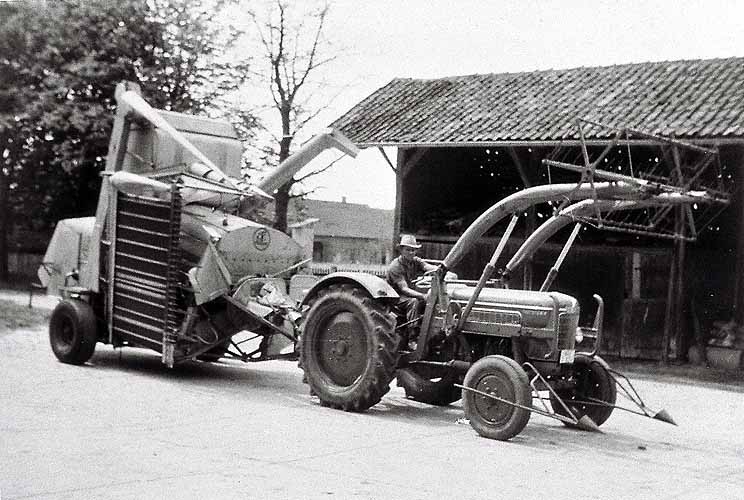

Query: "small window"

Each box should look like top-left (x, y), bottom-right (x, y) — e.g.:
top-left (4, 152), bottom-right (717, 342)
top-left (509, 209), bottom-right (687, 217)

top-left (313, 241), bottom-right (324, 262)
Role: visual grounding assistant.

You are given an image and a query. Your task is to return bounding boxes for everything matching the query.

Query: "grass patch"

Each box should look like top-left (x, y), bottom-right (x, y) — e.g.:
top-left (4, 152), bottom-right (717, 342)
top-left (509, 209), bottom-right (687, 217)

top-left (0, 299), bottom-right (51, 334)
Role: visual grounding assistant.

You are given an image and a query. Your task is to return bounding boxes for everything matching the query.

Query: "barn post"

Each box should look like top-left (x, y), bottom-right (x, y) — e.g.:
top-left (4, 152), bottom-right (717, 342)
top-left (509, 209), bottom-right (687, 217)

top-left (735, 146), bottom-right (744, 325)
top-left (394, 147), bottom-right (427, 250)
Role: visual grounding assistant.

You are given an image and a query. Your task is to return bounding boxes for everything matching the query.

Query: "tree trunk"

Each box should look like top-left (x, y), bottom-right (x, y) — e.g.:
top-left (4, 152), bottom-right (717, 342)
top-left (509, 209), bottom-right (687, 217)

top-left (0, 168), bottom-right (9, 281)
top-left (273, 182), bottom-right (291, 234)
top-left (272, 112), bottom-right (293, 234)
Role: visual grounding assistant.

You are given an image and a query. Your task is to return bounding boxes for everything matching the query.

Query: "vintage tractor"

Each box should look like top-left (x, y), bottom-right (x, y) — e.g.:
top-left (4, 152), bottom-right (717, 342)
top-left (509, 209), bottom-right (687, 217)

top-left (298, 122), bottom-right (729, 440)
top-left (39, 81), bottom-right (359, 368)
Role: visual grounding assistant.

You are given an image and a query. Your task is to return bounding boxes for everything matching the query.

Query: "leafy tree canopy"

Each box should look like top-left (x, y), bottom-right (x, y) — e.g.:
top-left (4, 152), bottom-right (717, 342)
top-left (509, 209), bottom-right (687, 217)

top-left (0, 0), bottom-right (251, 240)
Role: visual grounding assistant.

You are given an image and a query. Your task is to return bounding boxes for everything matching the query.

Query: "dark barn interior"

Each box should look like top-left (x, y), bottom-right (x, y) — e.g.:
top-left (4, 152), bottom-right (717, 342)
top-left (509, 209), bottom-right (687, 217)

top-left (396, 144), bottom-right (740, 360)
top-left (331, 57), bottom-right (744, 361)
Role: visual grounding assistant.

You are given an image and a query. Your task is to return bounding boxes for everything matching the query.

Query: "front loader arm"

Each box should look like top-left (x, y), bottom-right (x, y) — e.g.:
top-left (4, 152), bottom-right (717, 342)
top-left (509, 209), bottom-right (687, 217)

top-left (442, 182), bottom-right (639, 271)
top-left (504, 190), bottom-right (722, 276)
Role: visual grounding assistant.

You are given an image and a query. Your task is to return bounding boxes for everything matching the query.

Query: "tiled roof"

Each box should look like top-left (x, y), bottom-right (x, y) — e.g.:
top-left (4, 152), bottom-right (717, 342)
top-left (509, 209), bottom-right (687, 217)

top-left (330, 57), bottom-right (744, 145)
top-left (289, 199), bottom-right (393, 240)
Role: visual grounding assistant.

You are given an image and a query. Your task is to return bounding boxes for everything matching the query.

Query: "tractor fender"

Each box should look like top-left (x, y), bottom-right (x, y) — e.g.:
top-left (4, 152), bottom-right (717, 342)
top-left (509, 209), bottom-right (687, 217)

top-left (300, 272), bottom-right (399, 306)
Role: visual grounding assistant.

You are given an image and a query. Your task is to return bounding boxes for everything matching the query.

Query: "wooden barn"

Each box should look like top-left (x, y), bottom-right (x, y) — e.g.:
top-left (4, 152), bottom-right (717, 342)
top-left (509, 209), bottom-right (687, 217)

top-left (330, 57), bottom-right (744, 361)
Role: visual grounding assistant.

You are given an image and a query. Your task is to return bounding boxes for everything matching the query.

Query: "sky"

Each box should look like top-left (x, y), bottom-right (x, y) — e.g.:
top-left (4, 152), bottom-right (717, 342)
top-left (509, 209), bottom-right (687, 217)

top-left (234, 0), bottom-right (744, 210)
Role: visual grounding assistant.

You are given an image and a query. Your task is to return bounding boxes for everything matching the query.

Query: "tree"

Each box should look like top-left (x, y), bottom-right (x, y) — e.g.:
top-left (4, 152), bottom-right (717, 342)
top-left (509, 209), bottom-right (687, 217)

top-left (245, 0), bottom-right (342, 233)
top-left (0, 0), bottom-right (252, 281)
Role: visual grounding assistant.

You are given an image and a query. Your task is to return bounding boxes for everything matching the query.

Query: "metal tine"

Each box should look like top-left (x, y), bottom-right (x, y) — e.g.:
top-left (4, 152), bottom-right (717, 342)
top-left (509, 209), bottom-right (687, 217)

top-left (528, 372), bottom-right (553, 415)
top-left (607, 367), bottom-right (647, 409)
top-left (606, 368), bottom-right (678, 425)
top-left (455, 382), bottom-right (601, 431)
top-left (523, 361), bottom-right (577, 423)
top-left (525, 358), bottom-right (675, 429)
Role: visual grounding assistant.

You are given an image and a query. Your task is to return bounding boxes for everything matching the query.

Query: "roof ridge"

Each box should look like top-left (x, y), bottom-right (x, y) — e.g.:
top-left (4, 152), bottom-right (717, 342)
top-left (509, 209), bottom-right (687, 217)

top-left (390, 56), bottom-right (744, 83)
top-left (333, 57), bottom-right (744, 143)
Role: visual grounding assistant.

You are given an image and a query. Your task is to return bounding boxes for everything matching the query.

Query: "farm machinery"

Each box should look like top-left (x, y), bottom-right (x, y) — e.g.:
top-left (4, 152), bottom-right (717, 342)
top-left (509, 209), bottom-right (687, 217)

top-left (298, 120), bottom-right (729, 439)
top-left (40, 84), bottom-right (728, 441)
top-left (39, 81), bottom-right (359, 367)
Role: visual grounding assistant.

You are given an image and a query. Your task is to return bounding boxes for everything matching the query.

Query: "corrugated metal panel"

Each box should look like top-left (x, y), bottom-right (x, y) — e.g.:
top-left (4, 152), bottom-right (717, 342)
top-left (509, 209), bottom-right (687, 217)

top-left (112, 192), bottom-right (184, 349)
top-left (331, 57), bottom-right (744, 145)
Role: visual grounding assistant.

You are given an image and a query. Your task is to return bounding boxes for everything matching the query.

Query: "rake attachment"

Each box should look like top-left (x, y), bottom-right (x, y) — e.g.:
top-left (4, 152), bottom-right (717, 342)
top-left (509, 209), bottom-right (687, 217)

top-left (455, 382), bottom-right (602, 433)
top-left (542, 119), bottom-right (731, 241)
top-left (605, 368), bottom-right (678, 426)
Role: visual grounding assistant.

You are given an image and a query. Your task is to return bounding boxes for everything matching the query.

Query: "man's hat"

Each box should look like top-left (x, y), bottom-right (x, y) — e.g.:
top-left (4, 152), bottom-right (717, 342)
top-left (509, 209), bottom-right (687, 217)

top-left (399, 234), bottom-right (421, 249)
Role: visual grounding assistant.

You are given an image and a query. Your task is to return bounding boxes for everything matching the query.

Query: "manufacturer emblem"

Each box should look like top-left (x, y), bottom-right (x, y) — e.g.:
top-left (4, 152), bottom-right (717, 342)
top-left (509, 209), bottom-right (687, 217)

top-left (253, 227), bottom-right (271, 251)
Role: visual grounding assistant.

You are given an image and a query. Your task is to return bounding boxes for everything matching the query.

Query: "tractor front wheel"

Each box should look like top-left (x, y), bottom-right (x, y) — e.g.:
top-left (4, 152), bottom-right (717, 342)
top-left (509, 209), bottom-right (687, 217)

top-left (300, 284), bottom-right (398, 411)
top-left (462, 355), bottom-right (532, 440)
top-left (549, 354), bottom-right (617, 427)
top-left (49, 299), bottom-right (98, 365)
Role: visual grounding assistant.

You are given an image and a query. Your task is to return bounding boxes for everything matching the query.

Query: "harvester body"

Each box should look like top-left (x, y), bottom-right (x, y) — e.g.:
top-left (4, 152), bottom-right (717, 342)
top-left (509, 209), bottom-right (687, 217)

top-left (40, 82), bottom-right (358, 366)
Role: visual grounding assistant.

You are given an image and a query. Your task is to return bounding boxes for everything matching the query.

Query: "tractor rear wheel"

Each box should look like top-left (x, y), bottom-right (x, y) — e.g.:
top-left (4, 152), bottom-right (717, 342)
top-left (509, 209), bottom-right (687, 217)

top-left (397, 366), bottom-right (462, 406)
top-left (462, 355), bottom-right (532, 440)
top-left (49, 299), bottom-right (98, 365)
top-left (396, 334), bottom-right (467, 406)
top-left (300, 284), bottom-right (398, 411)
top-left (549, 354), bottom-right (617, 427)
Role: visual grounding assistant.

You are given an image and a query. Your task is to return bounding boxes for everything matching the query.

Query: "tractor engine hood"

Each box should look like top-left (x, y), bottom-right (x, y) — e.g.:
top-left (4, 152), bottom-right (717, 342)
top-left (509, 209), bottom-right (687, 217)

top-left (448, 287), bottom-right (579, 328)
top-left (449, 287), bottom-right (578, 310)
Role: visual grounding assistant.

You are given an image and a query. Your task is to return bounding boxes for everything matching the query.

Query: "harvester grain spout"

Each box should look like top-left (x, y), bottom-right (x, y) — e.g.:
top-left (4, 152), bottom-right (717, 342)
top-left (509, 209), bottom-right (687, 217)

top-left (257, 128), bottom-right (360, 194)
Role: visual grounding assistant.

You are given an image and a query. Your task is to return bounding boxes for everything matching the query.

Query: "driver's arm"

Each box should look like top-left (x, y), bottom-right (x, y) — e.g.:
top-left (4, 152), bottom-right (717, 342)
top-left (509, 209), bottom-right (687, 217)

top-left (389, 264), bottom-right (427, 301)
top-left (395, 278), bottom-right (426, 301)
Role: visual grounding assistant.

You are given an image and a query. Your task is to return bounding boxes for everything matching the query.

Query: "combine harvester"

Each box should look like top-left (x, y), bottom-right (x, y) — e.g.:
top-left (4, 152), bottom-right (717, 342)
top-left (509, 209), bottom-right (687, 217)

top-left (39, 81), bottom-right (359, 366)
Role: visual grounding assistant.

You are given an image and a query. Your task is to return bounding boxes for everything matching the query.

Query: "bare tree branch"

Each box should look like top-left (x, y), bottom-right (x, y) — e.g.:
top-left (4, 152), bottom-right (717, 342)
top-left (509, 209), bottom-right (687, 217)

top-left (289, 4), bottom-right (327, 102)
top-left (289, 186), bottom-right (321, 199)
top-left (243, 0), bottom-right (343, 232)
top-left (293, 155), bottom-right (343, 183)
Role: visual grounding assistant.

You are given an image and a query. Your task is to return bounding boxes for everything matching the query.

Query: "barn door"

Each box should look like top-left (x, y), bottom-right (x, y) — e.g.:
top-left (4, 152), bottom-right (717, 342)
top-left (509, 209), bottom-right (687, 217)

top-left (621, 251), bottom-right (670, 359)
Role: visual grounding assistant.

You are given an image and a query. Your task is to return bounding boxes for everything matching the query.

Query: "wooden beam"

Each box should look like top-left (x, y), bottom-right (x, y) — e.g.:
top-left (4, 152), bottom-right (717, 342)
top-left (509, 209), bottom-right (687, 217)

top-left (662, 242), bottom-right (676, 365)
top-left (673, 207), bottom-right (687, 360)
top-left (735, 146), bottom-right (744, 325)
top-left (399, 147), bottom-right (427, 180)
top-left (507, 147), bottom-right (532, 187)
top-left (394, 148), bottom-right (429, 248)
top-left (393, 149), bottom-right (405, 249)
top-left (378, 147), bottom-right (396, 174)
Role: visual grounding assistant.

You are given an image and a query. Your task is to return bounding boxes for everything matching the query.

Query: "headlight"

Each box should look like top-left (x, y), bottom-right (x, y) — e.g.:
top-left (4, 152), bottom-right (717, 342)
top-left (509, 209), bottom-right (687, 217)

top-left (575, 327), bottom-right (584, 344)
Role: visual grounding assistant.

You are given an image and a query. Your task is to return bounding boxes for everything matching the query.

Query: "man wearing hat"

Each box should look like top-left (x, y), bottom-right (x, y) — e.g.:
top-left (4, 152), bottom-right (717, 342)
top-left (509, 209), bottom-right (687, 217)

top-left (386, 234), bottom-right (438, 348)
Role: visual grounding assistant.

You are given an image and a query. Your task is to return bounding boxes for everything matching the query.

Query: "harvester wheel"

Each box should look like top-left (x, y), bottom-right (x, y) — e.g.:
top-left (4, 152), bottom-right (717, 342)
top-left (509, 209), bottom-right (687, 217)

top-left (549, 354), bottom-right (617, 427)
top-left (49, 299), bottom-right (98, 365)
top-left (462, 355), bottom-right (531, 440)
top-left (300, 284), bottom-right (398, 411)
